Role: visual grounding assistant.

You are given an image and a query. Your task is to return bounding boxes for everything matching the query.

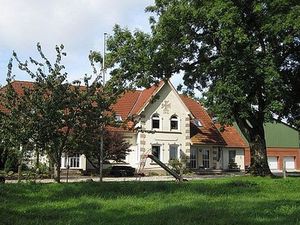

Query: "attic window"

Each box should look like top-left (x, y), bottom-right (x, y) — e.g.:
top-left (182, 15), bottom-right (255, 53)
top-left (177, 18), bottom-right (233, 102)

top-left (115, 115), bottom-right (122, 122)
top-left (193, 119), bottom-right (202, 127)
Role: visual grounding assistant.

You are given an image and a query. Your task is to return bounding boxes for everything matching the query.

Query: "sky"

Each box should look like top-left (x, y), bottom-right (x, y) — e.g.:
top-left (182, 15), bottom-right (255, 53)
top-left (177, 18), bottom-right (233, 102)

top-left (0, 0), bottom-right (170, 87)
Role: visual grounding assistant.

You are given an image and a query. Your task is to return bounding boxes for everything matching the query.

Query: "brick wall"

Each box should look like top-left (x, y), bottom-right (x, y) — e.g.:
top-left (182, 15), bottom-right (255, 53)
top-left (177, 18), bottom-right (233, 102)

top-left (244, 147), bottom-right (300, 170)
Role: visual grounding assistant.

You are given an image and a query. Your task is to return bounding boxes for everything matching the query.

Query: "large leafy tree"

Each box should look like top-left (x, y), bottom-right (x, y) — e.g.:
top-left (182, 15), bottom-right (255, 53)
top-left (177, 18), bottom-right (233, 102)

top-left (107, 0), bottom-right (300, 176)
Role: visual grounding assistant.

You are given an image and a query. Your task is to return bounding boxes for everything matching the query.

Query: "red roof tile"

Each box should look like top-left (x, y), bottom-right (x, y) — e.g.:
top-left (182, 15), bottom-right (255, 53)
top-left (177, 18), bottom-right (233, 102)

top-left (1, 81), bottom-right (243, 146)
top-left (0, 81), bottom-right (35, 114)
top-left (112, 90), bottom-right (142, 119)
top-left (215, 124), bottom-right (248, 148)
top-left (129, 80), bottom-right (164, 115)
top-left (180, 95), bottom-right (225, 145)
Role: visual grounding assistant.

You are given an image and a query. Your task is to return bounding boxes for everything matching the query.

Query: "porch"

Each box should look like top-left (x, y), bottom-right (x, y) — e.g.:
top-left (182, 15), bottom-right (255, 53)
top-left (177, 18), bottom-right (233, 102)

top-left (189, 146), bottom-right (245, 171)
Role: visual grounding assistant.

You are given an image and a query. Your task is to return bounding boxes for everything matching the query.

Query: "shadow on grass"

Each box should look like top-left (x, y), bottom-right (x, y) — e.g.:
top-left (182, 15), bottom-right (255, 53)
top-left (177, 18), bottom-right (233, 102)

top-left (1, 197), bottom-right (300, 225)
top-left (0, 179), bottom-right (261, 202)
top-left (1, 178), bottom-right (300, 225)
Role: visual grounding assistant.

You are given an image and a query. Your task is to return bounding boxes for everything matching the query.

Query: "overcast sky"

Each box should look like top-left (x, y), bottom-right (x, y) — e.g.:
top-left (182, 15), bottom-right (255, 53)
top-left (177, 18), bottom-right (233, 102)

top-left (0, 0), bottom-right (159, 86)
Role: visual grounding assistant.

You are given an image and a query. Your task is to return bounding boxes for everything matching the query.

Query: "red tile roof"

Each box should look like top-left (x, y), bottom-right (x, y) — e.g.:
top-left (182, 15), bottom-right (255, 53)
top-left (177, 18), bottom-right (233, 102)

top-left (180, 95), bottom-right (225, 145)
top-left (1, 80), bottom-right (245, 146)
top-left (112, 90), bottom-right (142, 119)
top-left (129, 80), bottom-right (164, 115)
top-left (0, 81), bottom-right (35, 114)
top-left (215, 124), bottom-right (248, 148)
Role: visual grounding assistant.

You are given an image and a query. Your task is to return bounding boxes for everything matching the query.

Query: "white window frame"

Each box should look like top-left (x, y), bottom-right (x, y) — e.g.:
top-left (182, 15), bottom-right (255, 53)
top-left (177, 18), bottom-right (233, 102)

top-left (169, 145), bottom-right (179, 161)
top-left (170, 115), bottom-right (179, 131)
top-left (151, 113), bottom-right (160, 130)
top-left (203, 149), bottom-right (210, 169)
top-left (151, 145), bottom-right (161, 161)
top-left (190, 149), bottom-right (197, 169)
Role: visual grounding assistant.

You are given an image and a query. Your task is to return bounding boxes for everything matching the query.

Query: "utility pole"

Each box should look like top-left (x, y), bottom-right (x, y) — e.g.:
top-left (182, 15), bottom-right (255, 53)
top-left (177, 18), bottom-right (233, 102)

top-left (103, 32), bottom-right (107, 86)
top-left (99, 32), bottom-right (107, 182)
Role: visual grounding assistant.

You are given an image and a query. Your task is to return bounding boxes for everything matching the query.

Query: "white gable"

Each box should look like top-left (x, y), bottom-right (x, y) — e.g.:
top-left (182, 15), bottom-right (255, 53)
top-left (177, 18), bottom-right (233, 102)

top-left (140, 81), bottom-right (191, 131)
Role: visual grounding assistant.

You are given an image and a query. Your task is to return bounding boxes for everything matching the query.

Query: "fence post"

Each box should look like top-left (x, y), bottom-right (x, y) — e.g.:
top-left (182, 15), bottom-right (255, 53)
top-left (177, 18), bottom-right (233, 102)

top-left (283, 159), bottom-right (286, 179)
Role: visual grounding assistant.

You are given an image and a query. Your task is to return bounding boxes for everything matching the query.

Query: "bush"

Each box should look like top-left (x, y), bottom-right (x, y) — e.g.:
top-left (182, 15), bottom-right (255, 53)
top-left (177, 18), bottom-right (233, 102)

top-left (4, 156), bottom-right (18, 173)
top-left (228, 161), bottom-right (240, 171)
top-left (0, 175), bottom-right (5, 183)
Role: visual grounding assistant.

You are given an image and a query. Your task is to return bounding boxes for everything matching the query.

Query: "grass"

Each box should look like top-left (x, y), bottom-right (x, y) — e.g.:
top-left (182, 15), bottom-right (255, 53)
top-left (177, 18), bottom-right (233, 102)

top-left (1, 176), bottom-right (300, 225)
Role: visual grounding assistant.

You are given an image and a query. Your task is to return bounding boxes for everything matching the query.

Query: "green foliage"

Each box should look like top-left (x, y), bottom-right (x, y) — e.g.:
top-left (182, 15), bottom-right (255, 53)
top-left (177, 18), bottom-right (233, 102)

top-left (1, 43), bottom-right (125, 182)
top-left (169, 159), bottom-right (190, 174)
top-left (106, 25), bottom-right (162, 89)
top-left (1, 177), bottom-right (300, 225)
top-left (4, 151), bottom-right (18, 172)
top-left (107, 0), bottom-right (299, 175)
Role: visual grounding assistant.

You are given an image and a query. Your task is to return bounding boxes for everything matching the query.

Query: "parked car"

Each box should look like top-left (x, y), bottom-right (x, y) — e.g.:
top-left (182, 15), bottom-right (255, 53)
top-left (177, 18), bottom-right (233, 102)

top-left (110, 166), bottom-right (136, 177)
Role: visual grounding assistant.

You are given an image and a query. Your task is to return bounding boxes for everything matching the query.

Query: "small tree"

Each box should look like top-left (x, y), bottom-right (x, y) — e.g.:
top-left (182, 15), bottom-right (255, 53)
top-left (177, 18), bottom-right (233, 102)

top-left (74, 128), bottom-right (131, 173)
top-left (0, 74), bottom-right (38, 181)
top-left (6, 43), bottom-right (83, 183)
top-left (72, 52), bottom-right (127, 181)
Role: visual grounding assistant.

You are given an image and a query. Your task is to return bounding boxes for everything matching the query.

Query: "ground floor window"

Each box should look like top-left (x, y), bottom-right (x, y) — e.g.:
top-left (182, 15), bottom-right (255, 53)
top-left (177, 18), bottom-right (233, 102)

top-left (152, 145), bottom-right (161, 160)
top-left (190, 149), bottom-right (197, 169)
top-left (169, 145), bottom-right (178, 160)
top-left (203, 149), bottom-right (210, 168)
top-left (228, 150), bottom-right (236, 163)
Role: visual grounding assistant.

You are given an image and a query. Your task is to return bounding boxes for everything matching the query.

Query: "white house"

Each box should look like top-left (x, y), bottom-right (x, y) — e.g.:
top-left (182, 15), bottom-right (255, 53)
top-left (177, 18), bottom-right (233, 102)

top-left (61, 80), bottom-right (247, 174)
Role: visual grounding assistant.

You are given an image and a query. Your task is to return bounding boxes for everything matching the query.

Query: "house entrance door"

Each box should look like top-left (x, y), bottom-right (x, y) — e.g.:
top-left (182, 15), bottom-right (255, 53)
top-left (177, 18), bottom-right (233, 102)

top-left (203, 149), bottom-right (210, 169)
top-left (190, 149), bottom-right (197, 169)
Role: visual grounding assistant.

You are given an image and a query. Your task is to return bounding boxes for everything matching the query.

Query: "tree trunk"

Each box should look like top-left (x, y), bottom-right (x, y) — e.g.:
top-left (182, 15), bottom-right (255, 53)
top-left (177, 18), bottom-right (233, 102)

top-left (235, 117), bottom-right (272, 176)
top-left (55, 161), bottom-right (61, 183)
top-left (17, 162), bottom-right (22, 183)
top-left (248, 131), bottom-right (272, 176)
top-left (99, 132), bottom-right (104, 182)
top-left (35, 147), bottom-right (40, 171)
top-left (17, 145), bottom-right (23, 183)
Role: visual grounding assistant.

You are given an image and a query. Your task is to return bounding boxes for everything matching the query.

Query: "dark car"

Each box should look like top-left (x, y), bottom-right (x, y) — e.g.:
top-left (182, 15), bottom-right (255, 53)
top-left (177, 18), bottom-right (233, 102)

top-left (110, 166), bottom-right (136, 177)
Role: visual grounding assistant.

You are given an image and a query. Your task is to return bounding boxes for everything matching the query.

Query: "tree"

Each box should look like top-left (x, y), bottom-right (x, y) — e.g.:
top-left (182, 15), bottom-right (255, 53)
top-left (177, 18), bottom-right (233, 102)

top-left (4, 43), bottom-right (83, 183)
top-left (71, 52), bottom-right (127, 181)
top-left (106, 0), bottom-right (300, 176)
top-left (74, 128), bottom-right (131, 173)
top-left (0, 74), bottom-right (39, 181)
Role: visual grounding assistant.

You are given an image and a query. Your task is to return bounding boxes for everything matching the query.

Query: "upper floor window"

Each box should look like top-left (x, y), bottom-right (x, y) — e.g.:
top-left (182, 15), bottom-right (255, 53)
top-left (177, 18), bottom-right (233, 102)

top-left (152, 113), bottom-right (160, 129)
top-left (193, 119), bottom-right (202, 127)
top-left (170, 115), bottom-right (179, 130)
top-left (115, 115), bottom-right (122, 122)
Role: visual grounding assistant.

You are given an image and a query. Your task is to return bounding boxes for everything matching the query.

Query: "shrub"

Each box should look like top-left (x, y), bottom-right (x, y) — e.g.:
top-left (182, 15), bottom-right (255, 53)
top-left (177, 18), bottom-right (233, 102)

top-left (4, 155), bottom-right (18, 172)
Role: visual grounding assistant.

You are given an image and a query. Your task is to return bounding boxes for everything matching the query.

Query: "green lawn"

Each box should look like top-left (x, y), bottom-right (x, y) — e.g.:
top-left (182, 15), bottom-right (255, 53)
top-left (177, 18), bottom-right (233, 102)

top-left (1, 177), bottom-right (300, 225)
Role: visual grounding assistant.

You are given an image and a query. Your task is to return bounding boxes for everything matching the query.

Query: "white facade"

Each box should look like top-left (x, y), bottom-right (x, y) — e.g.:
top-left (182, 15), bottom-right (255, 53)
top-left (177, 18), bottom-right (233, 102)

top-left (124, 82), bottom-right (191, 171)
top-left (63, 81), bottom-right (246, 172)
top-left (221, 148), bottom-right (245, 170)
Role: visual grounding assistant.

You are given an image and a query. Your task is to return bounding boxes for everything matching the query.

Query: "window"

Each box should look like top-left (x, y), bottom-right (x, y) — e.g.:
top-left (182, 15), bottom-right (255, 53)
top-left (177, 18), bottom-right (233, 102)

top-left (170, 115), bottom-right (178, 130)
top-left (203, 149), bottom-right (210, 168)
top-left (115, 115), bottom-right (122, 122)
top-left (152, 145), bottom-right (161, 160)
top-left (193, 119), bottom-right (202, 127)
top-left (169, 145), bottom-right (178, 160)
top-left (190, 149), bottom-right (197, 169)
top-left (152, 114), bottom-right (160, 129)
top-left (229, 150), bottom-right (236, 163)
